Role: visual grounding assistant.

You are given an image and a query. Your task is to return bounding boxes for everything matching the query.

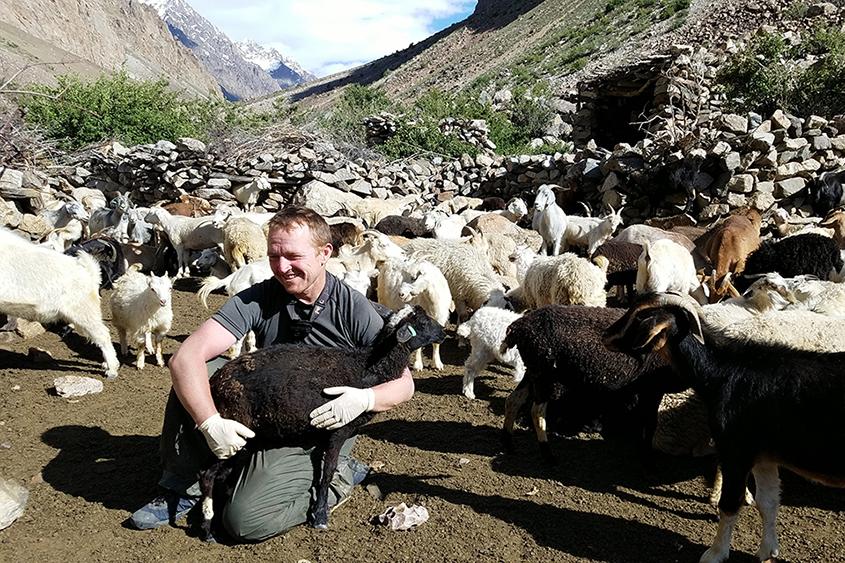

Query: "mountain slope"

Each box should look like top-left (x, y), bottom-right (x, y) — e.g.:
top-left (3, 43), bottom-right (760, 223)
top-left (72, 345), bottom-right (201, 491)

top-left (139, 0), bottom-right (280, 101)
top-left (264, 0), bottom-right (759, 112)
top-left (236, 40), bottom-right (316, 89)
top-left (0, 0), bottom-right (220, 99)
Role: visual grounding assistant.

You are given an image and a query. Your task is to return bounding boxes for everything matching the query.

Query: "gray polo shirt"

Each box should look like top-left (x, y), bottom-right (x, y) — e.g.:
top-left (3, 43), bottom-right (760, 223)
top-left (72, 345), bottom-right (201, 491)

top-left (212, 272), bottom-right (384, 349)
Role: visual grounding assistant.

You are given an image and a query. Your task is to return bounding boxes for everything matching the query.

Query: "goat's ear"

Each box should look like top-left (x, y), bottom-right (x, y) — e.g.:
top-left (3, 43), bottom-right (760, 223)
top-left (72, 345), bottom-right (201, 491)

top-left (396, 324), bottom-right (416, 344)
top-left (629, 316), bottom-right (671, 352)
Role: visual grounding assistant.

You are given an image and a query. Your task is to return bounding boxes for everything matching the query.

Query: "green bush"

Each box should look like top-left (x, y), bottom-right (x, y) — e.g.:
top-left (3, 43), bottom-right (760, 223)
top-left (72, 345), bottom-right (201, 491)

top-left (21, 71), bottom-right (216, 149)
top-left (716, 26), bottom-right (845, 117)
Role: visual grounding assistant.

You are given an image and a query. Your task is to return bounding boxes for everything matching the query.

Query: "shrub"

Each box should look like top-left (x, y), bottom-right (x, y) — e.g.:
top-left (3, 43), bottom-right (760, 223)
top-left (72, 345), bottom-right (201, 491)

top-left (20, 71), bottom-right (215, 149)
top-left (318, 84), bottom-right (394, 146)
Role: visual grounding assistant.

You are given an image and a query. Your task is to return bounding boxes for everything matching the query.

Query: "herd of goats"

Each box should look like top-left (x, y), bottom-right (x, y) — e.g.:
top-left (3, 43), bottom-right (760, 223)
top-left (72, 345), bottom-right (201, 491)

top-left (2, 172), bottom-right (845, 561)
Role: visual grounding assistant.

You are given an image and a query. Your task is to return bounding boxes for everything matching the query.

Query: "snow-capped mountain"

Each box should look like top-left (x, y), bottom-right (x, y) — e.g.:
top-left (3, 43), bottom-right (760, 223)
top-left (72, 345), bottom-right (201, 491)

top-left (138, 0), bottom-right (280, 101)
top-left (236, 40), bottom-right (316, 88)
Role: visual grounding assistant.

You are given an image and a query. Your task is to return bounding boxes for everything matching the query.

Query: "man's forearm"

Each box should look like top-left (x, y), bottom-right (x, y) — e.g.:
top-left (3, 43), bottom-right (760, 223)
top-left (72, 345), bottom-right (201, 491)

top-left (169, 353), bottom-right (218, 425)
top-left (370, 367), bottom-right (414, 412)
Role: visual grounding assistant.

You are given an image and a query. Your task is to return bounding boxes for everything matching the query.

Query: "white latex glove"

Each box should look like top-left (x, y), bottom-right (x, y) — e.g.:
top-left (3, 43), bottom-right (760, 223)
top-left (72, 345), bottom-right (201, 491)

top-left (198, 413), bottom-right (256, 459)
top-left (310, 386), bottom-right (375, 430)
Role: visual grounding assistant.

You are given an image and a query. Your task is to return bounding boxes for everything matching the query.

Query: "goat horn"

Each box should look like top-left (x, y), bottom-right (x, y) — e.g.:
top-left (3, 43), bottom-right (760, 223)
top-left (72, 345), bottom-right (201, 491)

top-left (654, 292), bottom-right (705, 344)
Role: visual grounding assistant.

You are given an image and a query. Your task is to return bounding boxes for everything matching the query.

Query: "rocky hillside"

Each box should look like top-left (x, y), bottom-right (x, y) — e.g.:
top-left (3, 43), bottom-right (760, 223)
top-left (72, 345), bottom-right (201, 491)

top-left (263, 0), bottom-right (780, 112)
top-left (0, 0), bottom-right (220, 99)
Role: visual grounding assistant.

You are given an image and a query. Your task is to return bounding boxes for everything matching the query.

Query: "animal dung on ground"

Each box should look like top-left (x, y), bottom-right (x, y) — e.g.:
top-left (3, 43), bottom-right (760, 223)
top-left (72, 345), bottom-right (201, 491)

top-left (52, 376), bottom-right (104, 398)
top-left (377, 503), bottom-right (430, 531)
top-left (0, 478), bottom-right (28, 530)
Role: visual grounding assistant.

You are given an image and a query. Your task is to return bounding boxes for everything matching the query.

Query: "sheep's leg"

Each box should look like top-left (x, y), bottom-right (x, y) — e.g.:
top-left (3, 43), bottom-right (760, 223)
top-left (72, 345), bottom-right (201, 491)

top-left (752, 462), bottom-right (781, 562)
top-left (431, 342), bottom-right (443, 371)
top-left (531, 401), bottom-right (554, 464)
top-left (411, 348), bottom-right (424, 371)
top-left (198, 457), bottom-right (237, 542)
top-left (701, 461), bottom-right (751, 563)
top-left (226, 337), bottom-right (245, 359)
top-left (501, 380), bottom-right (530, 452)
top-left (511, 355), bottom-right (526, 383)
top-left (117, 327), bottom-right (128, 357)
top-left (311, 432), bottom-right (348, 529)
top-left (145, 332), bottom-right (153, 354)
top-left (135, 341), bottom-right (145, 370)
top-left (175, 247), bottom-right (189, 278)
top-left (462, 347), bottom-right (491, 400)
top-left (710, 465), bottom-right (754, 507)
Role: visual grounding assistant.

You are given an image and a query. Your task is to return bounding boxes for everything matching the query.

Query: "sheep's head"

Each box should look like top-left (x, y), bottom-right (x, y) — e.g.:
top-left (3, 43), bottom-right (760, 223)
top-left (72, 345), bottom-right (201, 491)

top-left (386, 305), bottom-right (446, 350)
top-left (741, 272), bottom-right (795, 312)
top-left (604, 292), bottom-right (704, 361)
top-left (148, 274), bottom-right (172, 307)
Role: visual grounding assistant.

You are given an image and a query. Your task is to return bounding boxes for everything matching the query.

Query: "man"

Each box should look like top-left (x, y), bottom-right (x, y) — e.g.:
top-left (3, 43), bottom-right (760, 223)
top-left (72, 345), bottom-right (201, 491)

top-left (129, 206), bottom-right (414, 541)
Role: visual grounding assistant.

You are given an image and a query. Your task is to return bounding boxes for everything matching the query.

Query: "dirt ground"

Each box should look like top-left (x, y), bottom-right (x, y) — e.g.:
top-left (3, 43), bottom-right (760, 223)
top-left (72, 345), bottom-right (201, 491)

top-left (0, 282), bottom-right (843, 563)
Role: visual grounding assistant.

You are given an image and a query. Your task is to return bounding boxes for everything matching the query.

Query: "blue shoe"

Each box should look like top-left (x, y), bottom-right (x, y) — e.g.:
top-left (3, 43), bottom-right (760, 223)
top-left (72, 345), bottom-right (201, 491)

top-left (128, 492), bottom-right (198, 530)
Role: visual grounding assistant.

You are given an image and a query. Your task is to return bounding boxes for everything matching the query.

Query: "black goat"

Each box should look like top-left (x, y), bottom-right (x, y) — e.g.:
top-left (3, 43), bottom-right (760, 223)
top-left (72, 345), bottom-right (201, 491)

top-left (66, 236), bottom-right (126, 289)
top-left (604, 292), bottom-right (845, 563)
top-left (591, 240), bottom-right (643, 304)
top-left (735, 232), bottom-right (843, 291)
top-left (499, 305), bottom-right (682, 463)
top-left (198, 305), bottom-right (445, 540)
top-left (808, 169), bottom-right (845, 216)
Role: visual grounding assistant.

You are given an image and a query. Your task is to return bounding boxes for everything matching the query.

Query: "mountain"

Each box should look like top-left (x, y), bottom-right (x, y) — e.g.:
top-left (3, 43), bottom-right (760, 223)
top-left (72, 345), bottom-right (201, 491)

top-left (138, 0), bottom-right (280, 101)
top-left (0, 0), bottom-right (220, 99)
top-left (236, 40), bottom-right (316, 89)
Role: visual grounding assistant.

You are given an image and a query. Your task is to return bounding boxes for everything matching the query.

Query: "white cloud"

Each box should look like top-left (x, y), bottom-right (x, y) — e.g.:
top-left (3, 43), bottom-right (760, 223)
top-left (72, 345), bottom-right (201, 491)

top-left (189, 1), bottom-right (475, 77)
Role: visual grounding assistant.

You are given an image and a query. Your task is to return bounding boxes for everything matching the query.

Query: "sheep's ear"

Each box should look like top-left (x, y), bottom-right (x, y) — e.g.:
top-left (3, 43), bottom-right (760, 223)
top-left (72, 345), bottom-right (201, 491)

top-left (630, 316), bottom-right (671, 352)
top-left (396, 324), bottom-right (416, 344)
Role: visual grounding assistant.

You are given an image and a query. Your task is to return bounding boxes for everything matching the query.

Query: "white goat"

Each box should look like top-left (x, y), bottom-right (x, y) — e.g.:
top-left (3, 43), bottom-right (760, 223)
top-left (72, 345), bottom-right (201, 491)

top-left (0, 228), bottom-right (119, 378)
top-left (198, 258), bottom-right (274, 357)
top-left (423, 209), bottom-right (467, 240)
top-left (212, 205), bottom-right (275, 228)
top-left (636, 239), bottom-right (708, 304)
top-left (40, 219), bottom-right (84, 251)
top-left (741, 273), bottom-right (845, 317)
top-left (340, 195), bottom-right (421, 228)
top-left (531, 184), bottom-right (568, 255)
top-left (232, 177), bottom-right (271, 212)
top-left (146, 207), bottom-right (224, 278)
top-left (456, 306), bottom-right (525, 399)
top-left (89, 193), bottom-right (131, 238)
top-left (377, 256), bottom-right (453, 370)
top-left (110, 268), bottom-right (173, 370)
top-left (564, 206), bottom-right (624, 256)
top-left (508, 252), bottom-right (607, 309)
top-left (38, 199), bottom-right (89, 229)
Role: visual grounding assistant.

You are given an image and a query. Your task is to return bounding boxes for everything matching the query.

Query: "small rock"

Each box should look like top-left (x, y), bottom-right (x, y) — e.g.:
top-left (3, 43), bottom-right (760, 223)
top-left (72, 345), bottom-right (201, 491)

top-left (377, 503), bottom-right (429, 531)
top-left (525, 486), bottom-right (540, 496)
top-left (719, 113), bottom-right (748, 134)
top-left (53, 376), bottom-right (104, 398)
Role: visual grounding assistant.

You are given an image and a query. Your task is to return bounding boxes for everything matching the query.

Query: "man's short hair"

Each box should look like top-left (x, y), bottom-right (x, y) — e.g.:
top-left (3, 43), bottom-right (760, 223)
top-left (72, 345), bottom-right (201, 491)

top-left (267, 206), bottom-right (332, 249)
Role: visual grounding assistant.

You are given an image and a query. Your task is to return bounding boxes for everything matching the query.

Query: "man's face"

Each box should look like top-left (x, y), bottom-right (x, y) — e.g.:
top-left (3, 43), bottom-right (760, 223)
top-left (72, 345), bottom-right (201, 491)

top-left (267, 223), bottom-right (331, 302)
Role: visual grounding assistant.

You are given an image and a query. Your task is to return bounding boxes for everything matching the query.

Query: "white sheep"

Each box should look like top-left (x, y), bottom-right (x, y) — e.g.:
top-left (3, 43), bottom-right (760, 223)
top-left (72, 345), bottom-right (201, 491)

top-left (508, 252), bottom-right (607, 309)
top-left (636, 239), bottom-right (708, 304)
top-left (509, 245), bottom-right (538, 285)
top-left (423, 209), bottom-right (468, 240)
top-left (456, 306), bottom-right (525, 399)
top-left (145, 207), bottom-right (224, 278)
top-left (377, 256), bottom-right (453, 370)
top-left (403, 236), bottom-right (507, 321)
top-left (740, 273), bottom-right (845, 317)
top-left (220, 216), bottom-right (267, 271)
top-left (232, 177), bottom-right (271, 212)
top-left (110, 268), bottom-right (173, 370)
top-left (531, 184), bottom-right (568, 256)
top-left (198, 258), bottom-right (274, 357)
top-left (0, 228), bottom-right (119, 378)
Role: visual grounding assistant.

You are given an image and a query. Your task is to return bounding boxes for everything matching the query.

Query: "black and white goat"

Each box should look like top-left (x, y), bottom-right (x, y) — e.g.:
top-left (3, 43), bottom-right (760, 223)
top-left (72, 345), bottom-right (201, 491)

top-left (604, 292), bottom-right (845, 563)
top-left (198, 305), bottom-right (445, 541)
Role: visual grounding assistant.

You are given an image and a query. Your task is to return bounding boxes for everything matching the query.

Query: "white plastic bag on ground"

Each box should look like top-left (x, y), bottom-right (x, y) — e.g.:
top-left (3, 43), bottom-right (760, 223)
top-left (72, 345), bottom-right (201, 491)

top-left (0, 478), bottom-right (28, 530)
top-left (377, 502), bottom-right (429, 531)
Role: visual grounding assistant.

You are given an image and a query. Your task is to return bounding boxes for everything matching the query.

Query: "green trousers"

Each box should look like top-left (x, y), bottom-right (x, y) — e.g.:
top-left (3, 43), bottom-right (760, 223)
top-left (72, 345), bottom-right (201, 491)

top-left (158, 356), bottom-right (359, 541)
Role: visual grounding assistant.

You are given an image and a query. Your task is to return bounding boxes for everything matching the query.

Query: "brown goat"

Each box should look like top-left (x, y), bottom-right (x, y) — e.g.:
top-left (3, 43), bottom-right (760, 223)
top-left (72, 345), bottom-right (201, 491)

top-left (695, 208), bottom-right (762, 302)
top-left (329, 221), bottom-right (364, 256)
top-left (819, 209), bottom-right (845, 249)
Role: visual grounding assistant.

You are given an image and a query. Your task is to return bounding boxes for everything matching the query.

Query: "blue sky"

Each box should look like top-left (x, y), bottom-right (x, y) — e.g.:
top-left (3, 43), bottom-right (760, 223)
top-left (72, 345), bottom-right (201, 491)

top-left (189, 1), bottom-right (477, 77)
